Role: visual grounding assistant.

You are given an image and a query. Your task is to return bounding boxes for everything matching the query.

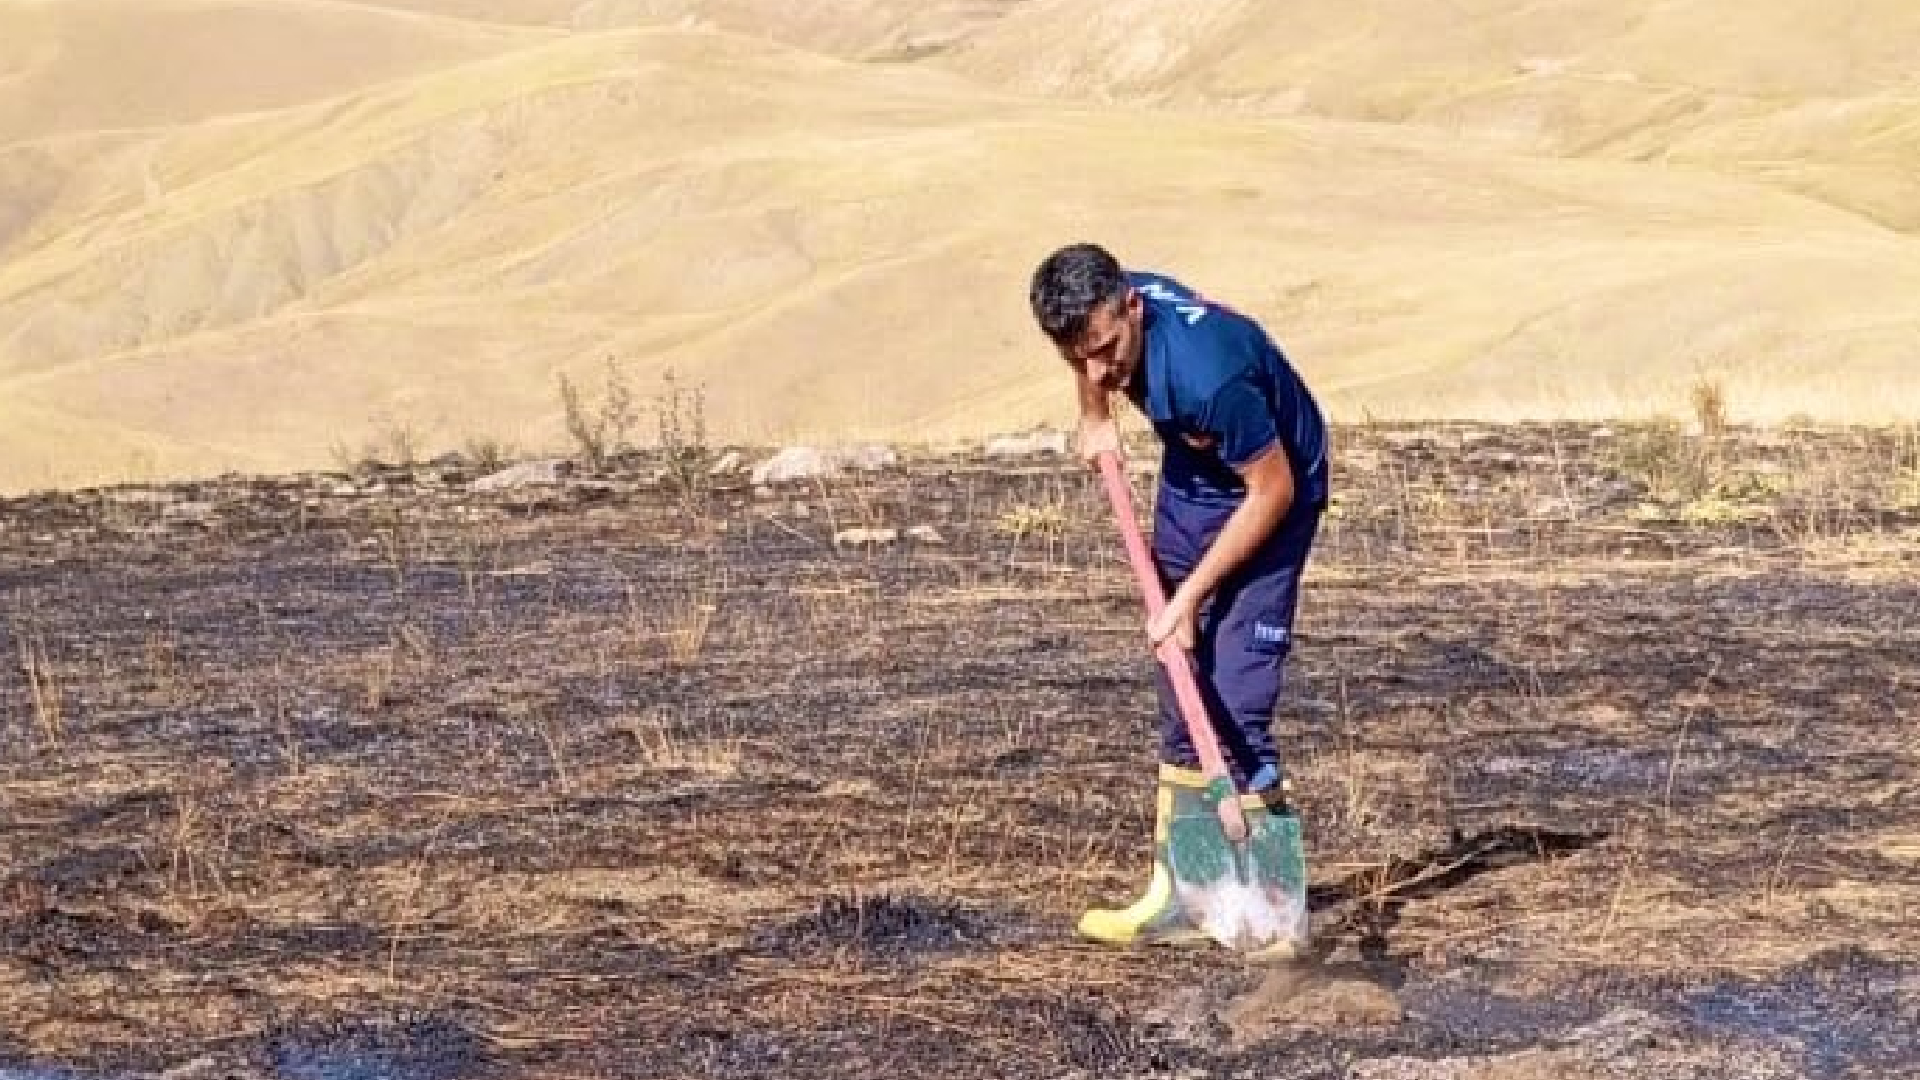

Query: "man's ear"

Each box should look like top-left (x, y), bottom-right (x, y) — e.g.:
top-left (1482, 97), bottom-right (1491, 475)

top-left (1124, 290), bottom-right (1143, 323)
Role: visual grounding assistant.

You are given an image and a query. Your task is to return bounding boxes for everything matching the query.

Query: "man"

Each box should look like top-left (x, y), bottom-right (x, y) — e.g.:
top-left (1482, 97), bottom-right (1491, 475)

top-left (1028, 242), bottom-right (1329, 951)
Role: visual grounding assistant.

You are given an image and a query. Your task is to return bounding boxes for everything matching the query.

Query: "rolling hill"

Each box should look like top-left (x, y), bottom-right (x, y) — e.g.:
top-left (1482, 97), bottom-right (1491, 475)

top-left (1, 0), bottom-right (1916, 493)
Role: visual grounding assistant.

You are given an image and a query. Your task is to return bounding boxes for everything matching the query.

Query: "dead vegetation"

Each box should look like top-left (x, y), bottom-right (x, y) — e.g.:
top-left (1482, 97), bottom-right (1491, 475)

top-left (0, 421), bottom-right (1915, 1078)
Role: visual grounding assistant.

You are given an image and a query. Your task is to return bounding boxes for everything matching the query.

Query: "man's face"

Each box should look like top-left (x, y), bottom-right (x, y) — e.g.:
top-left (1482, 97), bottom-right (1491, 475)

top-left (1063, 290), bottom-right (1144, 393)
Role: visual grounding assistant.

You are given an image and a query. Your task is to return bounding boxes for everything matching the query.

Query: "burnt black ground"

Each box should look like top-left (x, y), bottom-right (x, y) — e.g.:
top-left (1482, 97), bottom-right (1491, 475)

top-left (1, 421), bottom-right (1917, 1079)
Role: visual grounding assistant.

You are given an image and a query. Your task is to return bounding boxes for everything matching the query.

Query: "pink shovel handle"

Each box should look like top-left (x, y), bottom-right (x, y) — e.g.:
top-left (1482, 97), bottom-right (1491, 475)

top-left (1096, 450), bottom-right (1248, 841)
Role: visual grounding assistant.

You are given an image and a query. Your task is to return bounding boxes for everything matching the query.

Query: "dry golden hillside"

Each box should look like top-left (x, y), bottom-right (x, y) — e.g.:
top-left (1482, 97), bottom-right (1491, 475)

top-left (360, 0), bottom-right (1022, 56)
top-left (1, 1), bottom-right (1917, 492)
top-left (0, 0), bottom-right (553, 145)
top-left (943, 0), bottom-right (1920, 227)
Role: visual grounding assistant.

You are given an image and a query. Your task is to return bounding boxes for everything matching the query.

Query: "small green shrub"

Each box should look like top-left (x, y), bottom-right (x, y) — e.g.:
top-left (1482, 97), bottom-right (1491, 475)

top-left (558, 357), bottom-right (638, 471)
top-left (655, 368), bottom-right (711, 506)
top-left (1689, 378), bottom-right (1729, 438)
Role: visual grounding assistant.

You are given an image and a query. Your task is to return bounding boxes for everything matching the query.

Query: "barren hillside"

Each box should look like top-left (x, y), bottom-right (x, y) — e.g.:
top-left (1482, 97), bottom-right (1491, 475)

top-left (0, 0), bottom-right (553, 145)
top-left (943, 0), bottom-right (1920, 227)
top-left (1, 1), bottom-right (1917, 492)
top-left (359, 0), bottom-right (1026, 56)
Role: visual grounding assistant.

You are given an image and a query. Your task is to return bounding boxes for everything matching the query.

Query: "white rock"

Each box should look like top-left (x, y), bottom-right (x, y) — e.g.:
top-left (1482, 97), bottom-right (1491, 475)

top-left (905, 525), bottom-right (946, 544)
top-left (750, 444), bottom-right (899, 485)
top-left (1530, 497), bottom-right (1574, 518)
top-left (707, 450), bottom-right (745, 475)
top-left (103, 487), bottom-right (174, 506)
top-left (468, 459), bottom-right (570, 492)
top-left (985, 430), bottom-right (1071, 458)
top-left (751, 446), bottom-right (832, 485)
top-left (834, 526), bottom-right (899, 547)
top-left (161, 500), bottom-right (219, 522)
top-left (838, 443), bottom-right (899, 472)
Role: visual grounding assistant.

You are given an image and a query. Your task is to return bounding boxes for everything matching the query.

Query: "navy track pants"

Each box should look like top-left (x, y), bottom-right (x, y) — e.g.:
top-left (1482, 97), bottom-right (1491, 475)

top-left (1151, 483), bottom-right (1319, 789)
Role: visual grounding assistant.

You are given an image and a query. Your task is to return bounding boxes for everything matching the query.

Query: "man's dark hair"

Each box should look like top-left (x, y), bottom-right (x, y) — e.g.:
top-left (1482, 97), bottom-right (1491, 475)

top-left (1030, 243), bottom-right (1129, 346)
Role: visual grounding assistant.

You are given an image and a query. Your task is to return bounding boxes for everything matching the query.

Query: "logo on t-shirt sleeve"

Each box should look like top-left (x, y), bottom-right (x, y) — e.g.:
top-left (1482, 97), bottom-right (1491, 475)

top-left (1137, 279), bottom-right (1208, 325)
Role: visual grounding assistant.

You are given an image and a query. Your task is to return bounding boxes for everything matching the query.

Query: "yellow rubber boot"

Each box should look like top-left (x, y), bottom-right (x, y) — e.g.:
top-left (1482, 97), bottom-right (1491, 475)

top-left (1076, 767), bottom-right (1210, 947)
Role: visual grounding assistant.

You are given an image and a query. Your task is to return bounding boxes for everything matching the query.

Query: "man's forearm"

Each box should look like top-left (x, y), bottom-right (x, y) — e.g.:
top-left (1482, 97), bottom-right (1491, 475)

top-left (1076, 369), bottom-right (1111, 420)
top-left (1175, 472), bottom-right (1294, 605)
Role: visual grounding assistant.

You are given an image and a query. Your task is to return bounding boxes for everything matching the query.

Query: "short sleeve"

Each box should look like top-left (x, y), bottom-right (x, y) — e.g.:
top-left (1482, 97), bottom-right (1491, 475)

top-left (1195, 374), bottom-right (1278, 471)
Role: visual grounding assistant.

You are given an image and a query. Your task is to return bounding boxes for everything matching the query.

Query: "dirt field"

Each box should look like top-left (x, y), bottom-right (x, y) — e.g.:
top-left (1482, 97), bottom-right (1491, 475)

top-left (2, 422), bottom-right (1917, 1079)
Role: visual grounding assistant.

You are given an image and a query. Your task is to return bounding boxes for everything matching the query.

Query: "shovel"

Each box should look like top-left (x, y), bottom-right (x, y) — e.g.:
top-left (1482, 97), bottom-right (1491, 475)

top-left (1095, 449), bottom-right (1309, 957)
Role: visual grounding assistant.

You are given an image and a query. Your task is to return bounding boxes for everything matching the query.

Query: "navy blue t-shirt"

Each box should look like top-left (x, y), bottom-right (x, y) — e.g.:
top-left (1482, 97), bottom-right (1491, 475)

top-left (1122, 270), bottom-right (1329, 512)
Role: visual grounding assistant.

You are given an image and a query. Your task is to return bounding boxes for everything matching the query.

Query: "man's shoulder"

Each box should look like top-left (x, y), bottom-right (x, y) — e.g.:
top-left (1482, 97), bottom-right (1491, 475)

top-left (1143, 284), bottom-right (1260, 382)
top-left (1130, 269), bottom-right (1258, 334)
top-left (1129, 271), bottom-right (1220, 331)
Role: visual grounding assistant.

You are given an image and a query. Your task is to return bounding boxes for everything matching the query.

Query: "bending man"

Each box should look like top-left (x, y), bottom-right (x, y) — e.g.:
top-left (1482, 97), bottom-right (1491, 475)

top-left (1029, 242), bottom-right (1330, 954)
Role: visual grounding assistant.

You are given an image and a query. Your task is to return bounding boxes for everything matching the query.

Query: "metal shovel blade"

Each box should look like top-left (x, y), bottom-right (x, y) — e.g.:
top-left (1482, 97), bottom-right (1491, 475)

top-left (1166, 794), bottom-right (1309, 954)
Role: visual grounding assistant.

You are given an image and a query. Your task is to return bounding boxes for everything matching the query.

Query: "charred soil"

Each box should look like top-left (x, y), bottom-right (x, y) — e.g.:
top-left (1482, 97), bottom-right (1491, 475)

top-left (2, 422), bottom-right (1917, 1078)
